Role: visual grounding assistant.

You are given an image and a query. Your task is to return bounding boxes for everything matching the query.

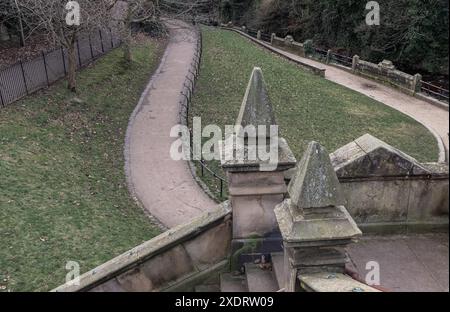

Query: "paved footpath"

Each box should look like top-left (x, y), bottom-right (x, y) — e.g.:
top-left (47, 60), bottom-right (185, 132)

top-left (232, 30), bottom-right (449, 162)
top-left (348, 234), bottom-right (449, 292)
top-left (125, 20), bottom-right (216, 229)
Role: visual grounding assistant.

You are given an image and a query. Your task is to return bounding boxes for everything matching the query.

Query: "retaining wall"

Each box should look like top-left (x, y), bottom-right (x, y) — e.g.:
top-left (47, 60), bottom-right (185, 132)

top-left (353, 58), bottom-right (420, 94)
top-left (338, 168), bottom-right (449, 233)
top-left (53, 202), bottom-right (232, 292)
top-left (271, 35), bottom-right (305, 57)
top-left (331, 134), bottom-right (449, 233)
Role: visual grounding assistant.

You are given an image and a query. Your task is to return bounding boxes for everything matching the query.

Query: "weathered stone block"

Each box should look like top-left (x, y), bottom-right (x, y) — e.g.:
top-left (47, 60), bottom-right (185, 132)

top-left (299, 273), bottom-right (380, 292)
top-left (138, 245), bottom-right (196, 290)
top-left (184, 219), bottom-right (232, 270)
top-left (228, 171), bottom-right (287, 196)
top-left (330, 134), bottom-right (449, 232)
top-left (90, 278), bottom-right (125, 292)
top-left (116, 268), bottom-right (154, 292)
top-left (232, 194), bottom-right (284, 238)
top-left (407, 179), bottom-right (449, 221)
top-left (340, 180), bottom-right (409, 224)
top-left (331, 134), bottom-right (430, 178)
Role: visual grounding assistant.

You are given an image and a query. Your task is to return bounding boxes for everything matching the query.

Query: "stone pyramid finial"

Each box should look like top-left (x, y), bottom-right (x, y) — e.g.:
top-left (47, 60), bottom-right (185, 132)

top-left (236, 67), bottom-right (276, 138)
top-left (288, 141), bottom-right (346, 209)
top-left (275, 141), bottom-right (360, 245)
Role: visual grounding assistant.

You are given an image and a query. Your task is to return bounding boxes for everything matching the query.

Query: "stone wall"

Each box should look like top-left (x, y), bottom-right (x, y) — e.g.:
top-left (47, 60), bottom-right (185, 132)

top-left (271, 34), bottom-right (421, 94)
top-left (353, 58), bottom-right (420, 94)
top-left (53, 202), bottom-right (232, 292)
top-left (339, 175), bottom-right (448, 233)
top-left (330, 134), bottom-right (449, 233)
top-left (220, 25), bottom-right (447, 103)
top-left (271, 35), bottom-right (305, 57)
top-left (221, 27), bottom-right (325, 77)
top-left (284, 134), bottom-right (449, 233)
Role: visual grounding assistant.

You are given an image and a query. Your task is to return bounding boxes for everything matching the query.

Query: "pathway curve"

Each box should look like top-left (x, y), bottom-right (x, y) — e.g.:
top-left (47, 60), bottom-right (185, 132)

top-left (125, 19), bottom-right (216, 229)
top-left (231, 29), bottom-right (449, 162)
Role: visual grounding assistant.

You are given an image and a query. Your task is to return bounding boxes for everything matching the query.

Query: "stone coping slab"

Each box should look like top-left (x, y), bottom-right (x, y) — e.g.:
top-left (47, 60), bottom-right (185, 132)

top-left (299, 272), bottom-right (380, 292)
top-left (53, 201), bottom-right (231, 292)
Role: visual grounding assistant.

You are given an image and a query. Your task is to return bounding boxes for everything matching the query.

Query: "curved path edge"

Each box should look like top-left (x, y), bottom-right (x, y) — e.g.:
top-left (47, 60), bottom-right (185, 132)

top-left (124, 20), bottom-right (216, 229)
top-left (124, 30), bottom-right (172, 232)
top-left (226, 27), bottom-right (449, 163)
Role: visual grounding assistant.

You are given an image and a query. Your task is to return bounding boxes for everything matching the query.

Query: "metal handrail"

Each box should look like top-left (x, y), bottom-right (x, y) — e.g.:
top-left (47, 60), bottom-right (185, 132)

top-left (180, 26), bottom-right (227, 199)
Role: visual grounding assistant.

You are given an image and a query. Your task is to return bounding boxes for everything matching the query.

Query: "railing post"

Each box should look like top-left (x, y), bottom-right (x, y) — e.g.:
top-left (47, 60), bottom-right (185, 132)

top-left (326, 49), bottom-right (332, 64)
top-left (42, 51), bottom-right (50, 86)
top-left (76, 40), bottom-right (82, 67)
top-left (88, 34), bottom-right (94, 59)
top-left (352, 55), bottom-right (359, 72)
top-left (0, 85), bottom-right (5, 107)
top-left (99, 29), bottom-right (105, 53)
top-left (110, 28), bottom-right (114, 48)
top-left (271, 33), bottom-right (275, 45)
top-left (413, 73), bottom-right (422, 94)
top-left (257, 30), bottom-right (262, 40)
top-left (61, 47), bottom-right (67, 75)
top-left (19, 60), bottom-right (29, 95)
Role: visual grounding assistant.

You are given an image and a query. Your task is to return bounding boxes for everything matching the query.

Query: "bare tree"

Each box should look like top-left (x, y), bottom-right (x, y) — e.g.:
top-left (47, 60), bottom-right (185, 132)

top-left (0, 0), bottom-right (25, 45)
top-left (159, 0), bottom-right (220, 22)
top-left (113, 0), bottom-right (159, 63)
top-left (12, 0), bottom-right (25, 46)
top-left (16, 0), bottom-right (114, 92)
top-left (112, 0), bottom-right (213, 63)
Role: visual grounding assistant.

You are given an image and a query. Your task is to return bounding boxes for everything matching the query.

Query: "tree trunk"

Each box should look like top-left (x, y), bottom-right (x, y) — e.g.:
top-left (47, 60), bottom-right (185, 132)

top-left (122, 6), bottom-right (133, 63)
top-left (14, 0), bottom-right (25, 47)
top-left (67, 43), bottom-right (77, 92)
top-left (123, 35), bottom-right (133, 63)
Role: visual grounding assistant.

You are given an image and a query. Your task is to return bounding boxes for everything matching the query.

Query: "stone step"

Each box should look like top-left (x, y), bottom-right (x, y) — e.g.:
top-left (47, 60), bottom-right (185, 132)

top-left (271, 252), bottom-right (285, 289)
top-left (220, 273), bottom-right (248, 292)
top-left (298, 272), bottom-right (381, 292)
top-left (195, 284), bottom-right (221, 292)
top-left (245, 263), bottom-right (279, 292)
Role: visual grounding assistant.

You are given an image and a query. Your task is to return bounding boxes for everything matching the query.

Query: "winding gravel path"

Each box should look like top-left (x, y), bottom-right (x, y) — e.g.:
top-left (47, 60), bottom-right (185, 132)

top-left (126, 23), bottom-right (448, 229)
top-left (230, 29), bottom-right (449, 162)
top-left (125, 20), bottom-right (216, 228)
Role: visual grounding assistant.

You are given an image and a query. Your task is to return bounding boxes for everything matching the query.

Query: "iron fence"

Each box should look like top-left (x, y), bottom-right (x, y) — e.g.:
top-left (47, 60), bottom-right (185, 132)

top-left (420, 80), bottom-right (449, 103)
top-left (329, 52), bottom-right (353, 67)
top-left (179, 28), bottom-right (228, 200)
top-left (0, 28), bottom-right (120, 108)
top-left (247, 28), bottom-right (258, 39)
top-left (260, 32), bottom-right (272, 43)
top-left (313, 47), bottom-right (328, 57)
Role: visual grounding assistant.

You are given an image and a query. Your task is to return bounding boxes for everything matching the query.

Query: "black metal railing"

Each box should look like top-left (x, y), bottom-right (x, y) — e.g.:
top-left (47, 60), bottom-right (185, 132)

top-left (260, 32), bottom-right (272, 43)
top-left (0, 28), bottom-right (120, 108)
top-left (329, 52), bottom-right (353, 67)
top-left (420, 80), bottom-right (449, 103)
top-left (179, 28), bottom-right (228, 200)
top-left (247, 28), bottom-right (258, 39)
top-left (313, 47), bottom-right (328, 57)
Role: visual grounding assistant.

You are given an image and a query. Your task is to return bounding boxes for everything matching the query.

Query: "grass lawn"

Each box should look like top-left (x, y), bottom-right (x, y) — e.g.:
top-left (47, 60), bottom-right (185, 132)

top-left (189, 27), bottom-right (439, 199)
top-left (0, 38), bottom-right (165, 291)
